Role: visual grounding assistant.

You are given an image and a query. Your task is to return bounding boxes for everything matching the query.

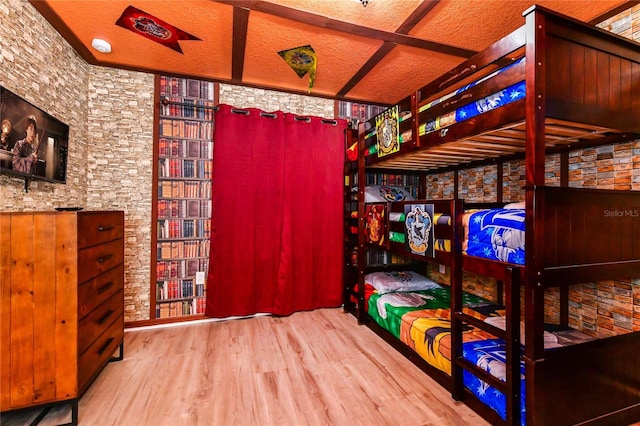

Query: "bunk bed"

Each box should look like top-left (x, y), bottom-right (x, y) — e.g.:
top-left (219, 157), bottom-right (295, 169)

top-left (344, 6), bottom-right (640, 426)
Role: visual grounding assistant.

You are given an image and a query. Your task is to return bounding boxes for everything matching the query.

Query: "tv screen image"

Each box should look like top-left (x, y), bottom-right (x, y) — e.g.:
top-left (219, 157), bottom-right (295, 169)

top-left (1, 86), bottom-right (69, 184)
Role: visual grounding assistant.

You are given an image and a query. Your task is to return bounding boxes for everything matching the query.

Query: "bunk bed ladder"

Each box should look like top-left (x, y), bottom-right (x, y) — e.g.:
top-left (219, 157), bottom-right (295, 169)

top-left (452, 266), bottom-right (521, 425)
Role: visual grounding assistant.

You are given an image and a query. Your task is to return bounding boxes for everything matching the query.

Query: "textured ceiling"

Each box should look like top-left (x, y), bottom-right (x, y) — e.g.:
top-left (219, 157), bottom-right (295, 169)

top-left (31, 0), bottom-right (632, 106)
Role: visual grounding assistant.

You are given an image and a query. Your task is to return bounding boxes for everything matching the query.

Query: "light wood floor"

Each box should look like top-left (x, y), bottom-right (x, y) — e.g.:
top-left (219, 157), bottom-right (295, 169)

top-left (2, 308), bottom-right (489, 426)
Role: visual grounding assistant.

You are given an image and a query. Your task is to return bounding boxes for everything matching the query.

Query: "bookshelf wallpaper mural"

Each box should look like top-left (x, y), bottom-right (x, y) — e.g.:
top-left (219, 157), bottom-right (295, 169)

top-left (154, 76), bottom-right (215, 318)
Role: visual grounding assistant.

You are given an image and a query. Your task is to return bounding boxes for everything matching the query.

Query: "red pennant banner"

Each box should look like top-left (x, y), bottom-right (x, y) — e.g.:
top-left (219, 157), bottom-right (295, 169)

top-left (116, 5), bottom-right (200, 54)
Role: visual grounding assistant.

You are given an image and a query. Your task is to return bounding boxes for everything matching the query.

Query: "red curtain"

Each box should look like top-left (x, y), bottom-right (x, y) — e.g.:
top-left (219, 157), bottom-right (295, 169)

top-left (205, 104), bottom-right (346, 317)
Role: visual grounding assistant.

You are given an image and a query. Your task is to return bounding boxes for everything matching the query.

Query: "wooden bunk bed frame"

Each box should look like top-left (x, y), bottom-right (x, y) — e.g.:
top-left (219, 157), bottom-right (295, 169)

top-left (346, 5), bottom-right (640, 426)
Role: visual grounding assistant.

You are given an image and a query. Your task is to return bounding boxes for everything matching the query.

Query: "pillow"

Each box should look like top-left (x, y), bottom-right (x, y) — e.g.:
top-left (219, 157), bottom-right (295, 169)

top-left (504, 201), bottom-right (525, 209)
top-left (364, 185), bottom-right (416, 203)
top-left (364, 270), bottom-right (441, 294)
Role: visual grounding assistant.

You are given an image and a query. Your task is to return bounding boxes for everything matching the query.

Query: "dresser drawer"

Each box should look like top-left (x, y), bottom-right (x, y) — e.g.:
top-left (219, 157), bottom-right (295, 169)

top-left (78, 289), bottom-right (123, 356)
top-left (77, 211), bottom-right (124, 249)
top-left (78, 264), bottom-right (124, 320)
top-left (78, 238), bottom-right (124, 284)
top-left (78, 314), bottom-right (124, 394)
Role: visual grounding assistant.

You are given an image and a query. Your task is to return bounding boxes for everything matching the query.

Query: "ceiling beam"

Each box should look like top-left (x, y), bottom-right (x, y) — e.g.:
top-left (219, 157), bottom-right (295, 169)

top-left (213, 0), bottom-right (476, 58)
top-left (28, 1), bottom-right (99, 65)
top-left (337, 0), bottom-right (449, 99)
top-left (396, 0), bottom-right (441, 33)
top-left (337, 41), bottom-right (397, 99)
top-left (231, 7), bottom-right (250, 83)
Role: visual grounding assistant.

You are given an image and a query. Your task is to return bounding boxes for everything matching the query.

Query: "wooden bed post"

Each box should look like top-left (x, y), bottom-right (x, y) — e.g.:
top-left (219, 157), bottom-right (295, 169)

top-left (496, 160), bottom-right (503, 204)
top-left (559, 152), bottom-right (569, 327)
top-left (450, 198), bottom-right (464, 401)
top-left (356, 121), bottom-right (367, 324)
top-left (453, 169), bottom-right (459, 200)
top-left (411, 90), bottom-right (420, 152)
top-left (524, 6), bottom-right (548, 426)
top-left (504, 266), bottom-right (521, 426)
top-left (412, 91), bottom-right (428, 200)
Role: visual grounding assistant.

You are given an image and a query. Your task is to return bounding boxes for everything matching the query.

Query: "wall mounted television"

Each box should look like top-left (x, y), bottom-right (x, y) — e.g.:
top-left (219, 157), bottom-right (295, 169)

top-left (0, 86), bottom-right (69, 185)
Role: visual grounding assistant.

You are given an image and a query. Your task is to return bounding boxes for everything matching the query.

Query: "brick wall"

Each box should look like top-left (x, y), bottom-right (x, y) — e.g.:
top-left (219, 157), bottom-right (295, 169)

top-left (569, 142), bottom-right (640, 190)
top-left (426, 153), bottom-right (563, 202)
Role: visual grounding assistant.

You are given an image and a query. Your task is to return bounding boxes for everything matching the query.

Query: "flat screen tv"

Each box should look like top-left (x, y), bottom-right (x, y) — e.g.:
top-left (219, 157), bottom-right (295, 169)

top-left (0, 86), bottom-right (69, 184)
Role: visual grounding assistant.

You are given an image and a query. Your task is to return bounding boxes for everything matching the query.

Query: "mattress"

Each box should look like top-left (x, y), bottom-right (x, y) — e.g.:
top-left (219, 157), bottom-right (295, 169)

top-left (367, 286), bottom-right (503, 375)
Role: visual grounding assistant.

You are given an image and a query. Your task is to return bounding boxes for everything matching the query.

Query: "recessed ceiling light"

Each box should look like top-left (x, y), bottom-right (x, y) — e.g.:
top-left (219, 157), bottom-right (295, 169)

top-left (91, 38), bottom-right (112, 53)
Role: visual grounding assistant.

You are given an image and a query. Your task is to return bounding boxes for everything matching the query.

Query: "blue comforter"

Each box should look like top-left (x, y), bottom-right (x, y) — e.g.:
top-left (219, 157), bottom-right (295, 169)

top-left (462, 338), bottom-right (526, 425)
top-left (466, 208), bottom-right (526, 265)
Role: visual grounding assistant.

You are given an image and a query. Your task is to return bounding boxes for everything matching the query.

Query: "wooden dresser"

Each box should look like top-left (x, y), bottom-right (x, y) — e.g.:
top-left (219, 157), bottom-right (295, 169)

top-left (0, 210), bottom-right (125, 424)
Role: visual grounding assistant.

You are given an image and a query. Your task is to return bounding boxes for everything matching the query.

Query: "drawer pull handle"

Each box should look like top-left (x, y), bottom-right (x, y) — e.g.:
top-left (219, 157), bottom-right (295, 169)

top-left (97, 225), bottom-right (115, 232)
top-left (98, 309), bottom-right (115, 325)
top-left (97, 254), bottom-right (113, 263)
top-left (97, 281), bottom-right (115, 294)
top-left (98, 337), bottom-right (115, 355)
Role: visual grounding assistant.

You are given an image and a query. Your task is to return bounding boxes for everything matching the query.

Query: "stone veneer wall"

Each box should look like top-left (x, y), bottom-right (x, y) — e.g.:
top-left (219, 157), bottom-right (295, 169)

top-left (0, 0), bottom-right (89, 207)
top-left (426, 154), bottom-right (563, 203)
top-left (1, 1), bottom-right (157, 322)
top-left (218, 84), bottom-right (335, 118)
top-left (85, 70), bottom-right (155, 322)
